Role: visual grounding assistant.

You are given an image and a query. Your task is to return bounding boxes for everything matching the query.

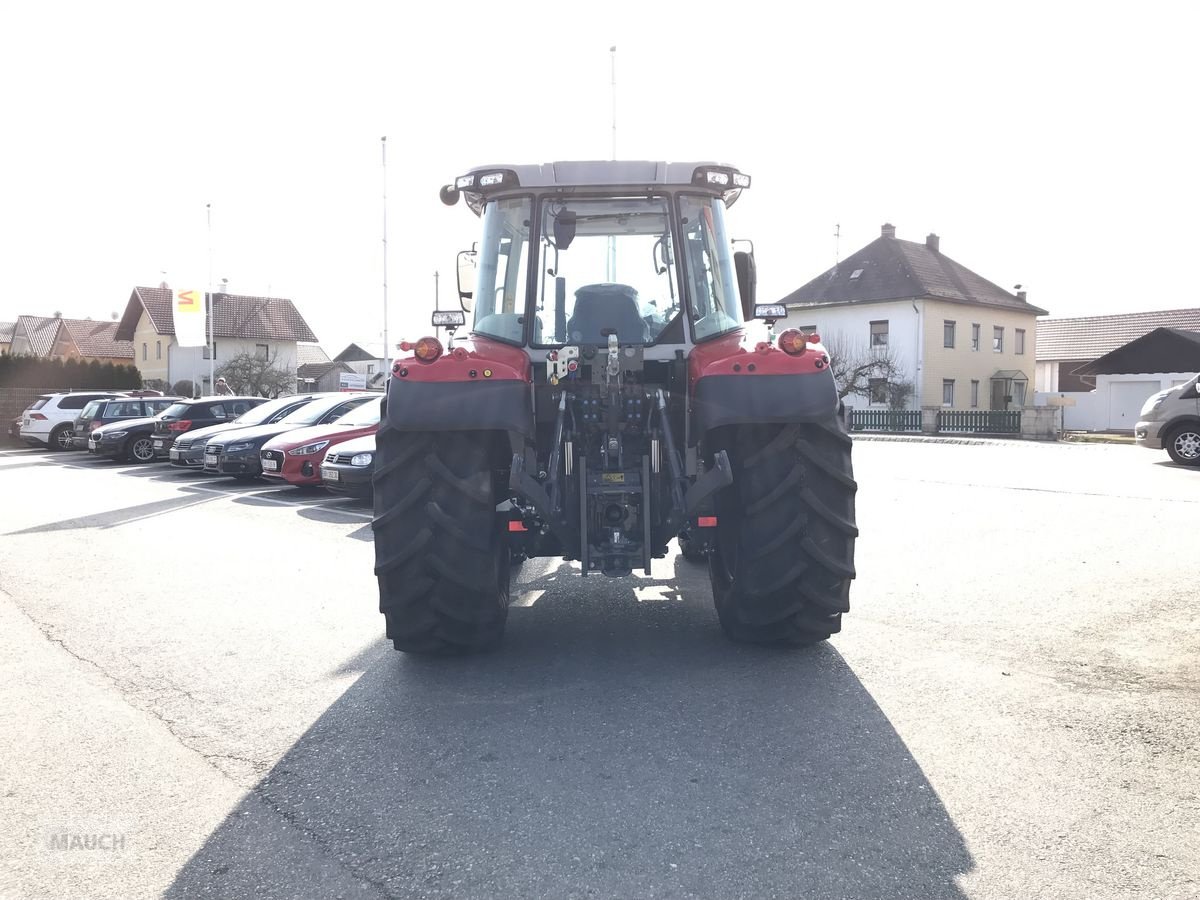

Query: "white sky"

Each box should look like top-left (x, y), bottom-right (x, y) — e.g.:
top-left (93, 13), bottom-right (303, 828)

top-left (2, 0), bottom-right (1197, 359)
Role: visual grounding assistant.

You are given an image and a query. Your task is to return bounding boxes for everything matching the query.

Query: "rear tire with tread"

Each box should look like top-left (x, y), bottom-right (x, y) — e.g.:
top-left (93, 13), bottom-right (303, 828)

top-left (49, 424), bottom-right (73, 452)
top-left (372, 422), bottom-right (509, 654)
top-left (708, 416), bottom-right (857, 646)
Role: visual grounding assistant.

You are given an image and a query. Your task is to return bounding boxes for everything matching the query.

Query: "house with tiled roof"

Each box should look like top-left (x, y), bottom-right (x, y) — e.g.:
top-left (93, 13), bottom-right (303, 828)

top-left (114, 286), bottom-right (318, 393)
top-left (333, 342), bottom-right (387, 388)
top-left (0, 322), bottom-right (14, 355)
top-left (8, 316), bottom-right (64, 358)
top-left (1035, 309), bottom-right (1200, 431)
top-left (297, 361), bottom-right (354, 392)
top-left (782, 224), bottom-right (1048, 410)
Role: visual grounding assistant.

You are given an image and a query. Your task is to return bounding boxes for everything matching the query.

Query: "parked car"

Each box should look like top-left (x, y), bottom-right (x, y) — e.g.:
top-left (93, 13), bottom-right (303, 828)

top-left (319, 433), bottom-right (375, 497)
top-left (88, 413), bottom-right (173, 462)
top-left (202, 393), bottom-right (376, 479)
top-left (151, 396), bottom-right (265, 459)
top-left (1136, 373), bottom-right (1200, 466)
top-left (20, 391), bottom-right (127, 450)
top-left (260, 397), bottom-right (383, 486)
top-left (72, 396), bottom-right (180, 449)
top-left (168, 393), bottom-right (328, 469)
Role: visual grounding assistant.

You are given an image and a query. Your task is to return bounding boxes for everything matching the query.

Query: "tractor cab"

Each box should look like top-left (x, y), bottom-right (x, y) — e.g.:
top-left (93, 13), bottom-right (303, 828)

top-left (441, 162), bottom-right (756, 355)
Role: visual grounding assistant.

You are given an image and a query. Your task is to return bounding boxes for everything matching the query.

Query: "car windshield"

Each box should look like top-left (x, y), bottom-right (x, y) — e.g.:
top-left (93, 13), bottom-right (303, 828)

top-left (30, 398), bottom-right (49, 411)
top-left (234, 396), bottom-right (298, 425)
top-left (279, 397), bottom-right (357, 426)
top-left (334, 396), bottom-right (383, 426)
top-left (79, 400), bottom-right (103, 419)
top-left (161, 403), bottom-right (191, 418)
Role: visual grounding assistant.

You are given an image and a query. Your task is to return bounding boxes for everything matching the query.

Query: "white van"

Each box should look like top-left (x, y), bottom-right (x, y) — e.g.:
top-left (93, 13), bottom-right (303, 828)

top-left (1135, 374), bottom-right (1200, 465)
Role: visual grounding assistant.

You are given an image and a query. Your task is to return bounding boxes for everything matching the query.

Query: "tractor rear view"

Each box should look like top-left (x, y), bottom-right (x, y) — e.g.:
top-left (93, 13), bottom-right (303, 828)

top-left (373, 161), bottom-right (857, 653)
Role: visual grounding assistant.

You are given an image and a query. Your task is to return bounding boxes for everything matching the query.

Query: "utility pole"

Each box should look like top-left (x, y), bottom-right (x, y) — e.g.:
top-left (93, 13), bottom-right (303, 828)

top-left (207, 203), bottom-right (214, 392)
top-left (381, 136), bottom-right (389, 371)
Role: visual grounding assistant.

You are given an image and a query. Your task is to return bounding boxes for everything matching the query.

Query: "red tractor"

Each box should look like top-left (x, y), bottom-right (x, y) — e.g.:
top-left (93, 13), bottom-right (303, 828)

top-left (374, 162), bottom-right (856, 653)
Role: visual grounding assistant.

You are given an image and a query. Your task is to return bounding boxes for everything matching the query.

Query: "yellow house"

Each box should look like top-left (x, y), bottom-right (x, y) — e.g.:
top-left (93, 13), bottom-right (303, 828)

top-left (114, 285), bottom-right (318, 393)
top-left (780, 224), bottom-right (1049, 410)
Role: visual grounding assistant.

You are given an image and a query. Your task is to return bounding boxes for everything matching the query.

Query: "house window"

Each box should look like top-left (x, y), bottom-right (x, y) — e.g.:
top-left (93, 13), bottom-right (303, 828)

top-left (870, 320), bottom-right (889, 347)
top-left (141, 342), bottom-right (147, 361)
top-left (971, 323), bottom-right (980, 351)
top-left (993, 326), bottom-right (1004, 352)
top-left (156, 340), bottom-right (161, 360)
top-left (942, 379), bottom-right (955, 407)
top-left (971, 380), bottom-right (980, 408)
top-left (203, 342), bottom-right (217, 360)
top-left (944, 320), bottom-right (955, 348)
top-left (255, 343), bottom-right (269, 360)
top-left (1015, 328), bottom-right (1026, 355)
top-left (367, 363), bottom-right (375, 375)
top-left (1014, 381), bottom-right (1027, 406)
top-left (869, 378), bottom-right (888, 405)
top-left (797, 324), bottom-right (817, 333)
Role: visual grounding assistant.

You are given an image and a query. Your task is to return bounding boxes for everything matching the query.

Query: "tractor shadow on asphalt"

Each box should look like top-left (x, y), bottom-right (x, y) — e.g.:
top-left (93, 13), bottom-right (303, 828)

top-left (167, 555), bottom-right (974, 900)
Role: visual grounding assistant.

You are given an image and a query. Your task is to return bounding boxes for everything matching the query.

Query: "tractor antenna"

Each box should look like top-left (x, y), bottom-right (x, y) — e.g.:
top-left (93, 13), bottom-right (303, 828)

top-left (381, 136), bottom-right (390, 367)
top-left (609, 45), bottom-right (617, 161)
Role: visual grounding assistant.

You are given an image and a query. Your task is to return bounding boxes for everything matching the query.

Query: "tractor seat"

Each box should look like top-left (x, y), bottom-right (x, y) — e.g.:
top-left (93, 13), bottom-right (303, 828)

top-left (567, 283), bottom-right (651, 344)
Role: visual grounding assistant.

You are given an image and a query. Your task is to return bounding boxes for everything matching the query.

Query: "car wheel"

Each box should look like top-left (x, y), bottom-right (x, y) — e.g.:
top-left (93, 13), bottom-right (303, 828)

top-left (128, 436), bottom-right (156, 463)
top-left (1165, 424), bottom-right (1200, 466)
top-left (49, 424), bottom-right (74, 451)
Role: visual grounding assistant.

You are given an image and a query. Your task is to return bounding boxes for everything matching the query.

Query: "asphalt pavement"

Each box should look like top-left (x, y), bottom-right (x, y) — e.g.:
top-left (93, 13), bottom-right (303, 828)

top-left (0, 440), bottom-right (1197, 899)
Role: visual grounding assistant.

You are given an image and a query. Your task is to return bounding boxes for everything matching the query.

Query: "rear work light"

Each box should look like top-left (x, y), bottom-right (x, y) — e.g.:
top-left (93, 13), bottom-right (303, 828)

top-left (413, 336), bottom-right (443, 363)
top-left (168, 420), bottom-right (192, 432)
top-left (778, 329), bottom-right (807, 355)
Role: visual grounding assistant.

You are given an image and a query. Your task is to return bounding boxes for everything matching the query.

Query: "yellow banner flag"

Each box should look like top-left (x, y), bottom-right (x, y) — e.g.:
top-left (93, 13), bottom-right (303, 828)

top-left (173, 288), bottom-right (208, 348)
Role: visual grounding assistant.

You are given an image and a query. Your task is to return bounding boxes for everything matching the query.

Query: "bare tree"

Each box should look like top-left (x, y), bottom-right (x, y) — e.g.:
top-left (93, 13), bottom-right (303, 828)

top-left (215, 350), bottom-right (295, 398)
top-left (822, 331), bottom-right (914, 407)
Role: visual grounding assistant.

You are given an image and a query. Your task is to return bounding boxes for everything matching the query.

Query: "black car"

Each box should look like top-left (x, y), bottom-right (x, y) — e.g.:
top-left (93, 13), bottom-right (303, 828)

top-left (152, 396), bottom-right (265, 459)
top-left (318, 433), bottom-right (375, 497)
top-left (202, 393), bottom-right (375, 479)
top-left (168, 393), bottom-right (328, 468)
top-left (88, 414), bottom-right (171, 462)
top-left (72, 396), bottom-right (181, 449)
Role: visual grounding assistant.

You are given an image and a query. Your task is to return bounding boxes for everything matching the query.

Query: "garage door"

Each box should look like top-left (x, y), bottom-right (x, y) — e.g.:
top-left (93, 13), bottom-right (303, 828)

top-left (1108, 381), bottom-right (1160, 429)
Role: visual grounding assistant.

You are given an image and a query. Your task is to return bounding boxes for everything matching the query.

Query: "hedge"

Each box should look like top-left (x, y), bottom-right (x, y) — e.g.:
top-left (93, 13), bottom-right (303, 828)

top-left (0, 354), bottom-right (142, 390)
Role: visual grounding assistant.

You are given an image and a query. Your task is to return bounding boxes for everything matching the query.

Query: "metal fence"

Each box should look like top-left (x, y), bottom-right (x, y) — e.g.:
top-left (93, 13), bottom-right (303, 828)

top-left (848, 409), bottom-right (922, 432)
top-left (937, 410), bottom-right (1021, 434)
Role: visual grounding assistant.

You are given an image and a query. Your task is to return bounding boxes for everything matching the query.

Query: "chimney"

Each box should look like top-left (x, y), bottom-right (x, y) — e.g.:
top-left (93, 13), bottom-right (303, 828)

top-left (1017, 290), bottom-right (1027, 302)
top-left (220, 277), bottom-right (229, 294)
top-left (881, 223), bottom-right (896, 239)
top-left (925, 233), bottom-right (940, 252)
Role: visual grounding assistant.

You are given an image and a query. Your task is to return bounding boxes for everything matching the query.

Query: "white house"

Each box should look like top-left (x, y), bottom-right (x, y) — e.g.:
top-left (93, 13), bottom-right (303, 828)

top-left (780, 224), bottom-right (1048, 410)
top-left (333, 342), bottom-right (388, 389)
top-left (114, 285), bottom-right (318, 393)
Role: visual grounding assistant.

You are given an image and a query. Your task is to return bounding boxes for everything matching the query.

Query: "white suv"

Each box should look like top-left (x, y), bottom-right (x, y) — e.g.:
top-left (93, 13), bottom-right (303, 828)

top-left (19, 391), bottom-right (126, 450)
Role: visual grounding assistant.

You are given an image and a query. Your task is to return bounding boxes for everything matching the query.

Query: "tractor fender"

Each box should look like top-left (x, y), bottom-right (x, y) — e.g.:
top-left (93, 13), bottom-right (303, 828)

top-left (689, 331), bottom-right (839, 434)
top-left (385, 335), bottom-right (534, 438)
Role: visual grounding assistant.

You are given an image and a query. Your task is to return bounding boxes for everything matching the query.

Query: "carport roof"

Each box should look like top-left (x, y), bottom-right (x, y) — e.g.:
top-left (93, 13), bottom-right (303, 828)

top-left (1076, 328), bottom-right (1200, 375)
top-left (1036, 307), bottom-right (1200, 360)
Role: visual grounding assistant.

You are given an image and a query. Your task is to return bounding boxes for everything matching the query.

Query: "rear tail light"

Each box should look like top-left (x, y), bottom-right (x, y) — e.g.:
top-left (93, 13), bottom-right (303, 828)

top-left (413, 336), bottom-right (443, 363)
top-left (29, 413), bottom-right (47, 421)
top-left (168, 420), bottom-right (192, 432)
top-left (778, 329), bottom-right (807, 355)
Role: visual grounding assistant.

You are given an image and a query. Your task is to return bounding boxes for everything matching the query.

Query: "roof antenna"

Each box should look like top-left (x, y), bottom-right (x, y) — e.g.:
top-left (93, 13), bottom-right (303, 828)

top-left (834, 223), bottom-right (841, 268)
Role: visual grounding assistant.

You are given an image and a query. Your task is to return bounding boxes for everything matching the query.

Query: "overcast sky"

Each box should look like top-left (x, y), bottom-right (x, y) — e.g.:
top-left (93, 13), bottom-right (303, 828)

top-left (2, 1), bottom-right (1196, 359)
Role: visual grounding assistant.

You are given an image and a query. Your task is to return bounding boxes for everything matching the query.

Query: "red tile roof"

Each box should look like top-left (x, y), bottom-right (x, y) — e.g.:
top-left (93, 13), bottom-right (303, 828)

top-left (116, 287), bottom-right (318, 343)
top-left (58, 318), bottom-right (135, 359)
top-left (13, 315), bottom-right (63, 357)
top-left (1036, 307), bottom-right (1200, 360)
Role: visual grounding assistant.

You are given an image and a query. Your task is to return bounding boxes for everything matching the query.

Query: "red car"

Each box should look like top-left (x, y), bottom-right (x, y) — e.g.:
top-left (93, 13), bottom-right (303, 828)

top-left (258, 396), bottom-right (382, 486)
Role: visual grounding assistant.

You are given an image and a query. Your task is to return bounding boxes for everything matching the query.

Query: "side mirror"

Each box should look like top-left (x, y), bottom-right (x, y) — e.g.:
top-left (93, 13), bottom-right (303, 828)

top-left (456, 249), bottom-right (477, 314)
top-left (734, 249), bottom-right (757, 320)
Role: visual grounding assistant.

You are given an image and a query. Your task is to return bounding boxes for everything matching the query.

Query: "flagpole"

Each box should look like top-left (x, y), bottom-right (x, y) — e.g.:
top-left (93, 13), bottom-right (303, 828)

top-left (381, 136), bottom-right (389, 373)
top-left (207, 203), bottom-right (214, 394)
